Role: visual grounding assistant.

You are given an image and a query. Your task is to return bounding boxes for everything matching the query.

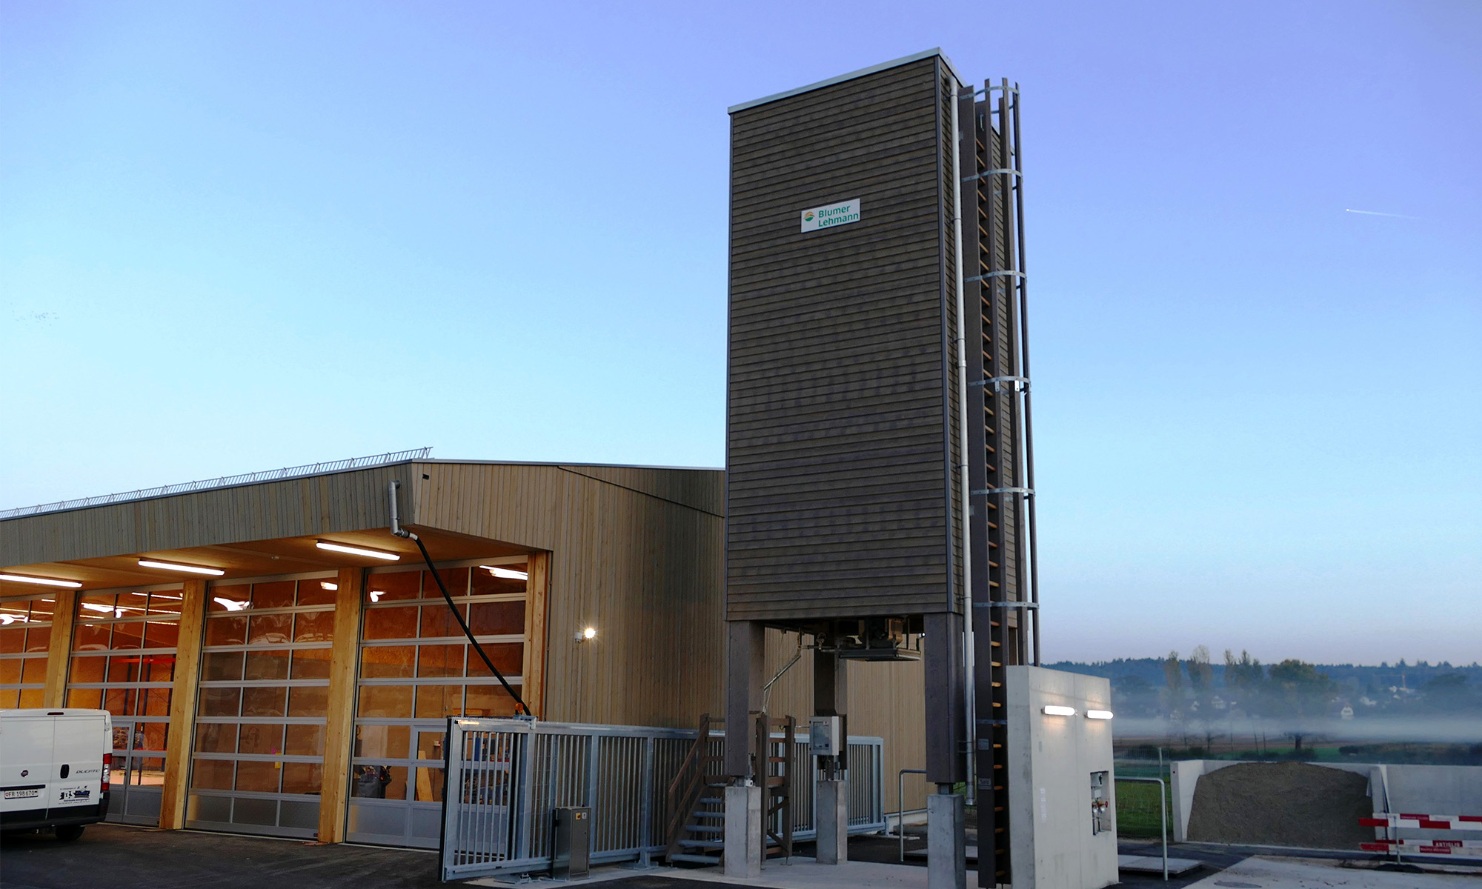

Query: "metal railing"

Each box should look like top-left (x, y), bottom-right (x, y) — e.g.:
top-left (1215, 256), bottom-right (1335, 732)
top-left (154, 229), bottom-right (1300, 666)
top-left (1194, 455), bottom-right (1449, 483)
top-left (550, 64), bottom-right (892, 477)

top-left (439, 718), bottom-right (885, 882)
top-left (1116, 776), bottom-right (1168, 881)
top-left (0, 447), bottom-right (432, 519)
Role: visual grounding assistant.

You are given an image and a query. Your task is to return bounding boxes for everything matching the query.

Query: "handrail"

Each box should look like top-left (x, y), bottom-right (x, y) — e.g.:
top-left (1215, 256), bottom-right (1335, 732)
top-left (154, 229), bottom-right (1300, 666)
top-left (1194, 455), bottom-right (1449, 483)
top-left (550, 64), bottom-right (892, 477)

top-left (663, 713), bottom-right (713, 859)
top-left (1118, 776), bottom-right (1168, 881)
top-left (897, 768), bottom-right (927, 862)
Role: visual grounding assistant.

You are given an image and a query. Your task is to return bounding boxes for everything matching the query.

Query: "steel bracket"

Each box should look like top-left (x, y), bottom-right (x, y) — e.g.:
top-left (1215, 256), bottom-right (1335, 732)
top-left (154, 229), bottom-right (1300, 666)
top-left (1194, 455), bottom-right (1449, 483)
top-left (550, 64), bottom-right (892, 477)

top-left (973, 487), bottom-right (1033, 498)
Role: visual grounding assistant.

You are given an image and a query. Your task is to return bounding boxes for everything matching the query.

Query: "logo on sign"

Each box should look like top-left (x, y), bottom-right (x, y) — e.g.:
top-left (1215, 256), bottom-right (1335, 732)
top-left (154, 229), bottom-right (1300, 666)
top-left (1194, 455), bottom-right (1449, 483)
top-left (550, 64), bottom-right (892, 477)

top-left (800, 199), bottom-right (861, 233)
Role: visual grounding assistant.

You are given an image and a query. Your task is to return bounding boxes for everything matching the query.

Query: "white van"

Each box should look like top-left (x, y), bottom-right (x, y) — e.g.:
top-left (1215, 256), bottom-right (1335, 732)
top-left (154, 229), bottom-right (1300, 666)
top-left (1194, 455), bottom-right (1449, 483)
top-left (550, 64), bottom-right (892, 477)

top-left (0, 708), bottom-right (112, 840)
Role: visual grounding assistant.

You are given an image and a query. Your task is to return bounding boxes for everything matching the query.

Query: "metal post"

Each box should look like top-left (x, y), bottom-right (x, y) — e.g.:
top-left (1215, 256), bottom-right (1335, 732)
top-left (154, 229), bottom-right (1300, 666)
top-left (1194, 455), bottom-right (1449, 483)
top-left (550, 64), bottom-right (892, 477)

top-left (1118, 776), bottom-right (1168, 881)
top-left (898, 768), bottom-right (927, 862)
top-left (637, 736), bottom-right (654, 866)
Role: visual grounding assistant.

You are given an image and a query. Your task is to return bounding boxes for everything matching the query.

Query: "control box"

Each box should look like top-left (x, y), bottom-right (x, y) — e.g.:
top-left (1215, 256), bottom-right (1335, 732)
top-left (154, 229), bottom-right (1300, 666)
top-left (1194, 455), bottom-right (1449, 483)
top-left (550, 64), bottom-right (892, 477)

top-left (809, 716), bottom-right (842, 757)
top-left (1089, 771), bottom-right (1111, 835)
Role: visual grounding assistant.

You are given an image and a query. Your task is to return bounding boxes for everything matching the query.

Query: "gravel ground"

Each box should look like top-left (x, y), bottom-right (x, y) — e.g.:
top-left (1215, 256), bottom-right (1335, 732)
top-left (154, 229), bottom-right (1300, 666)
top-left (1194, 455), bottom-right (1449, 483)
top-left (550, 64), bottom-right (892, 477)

top-left (1186, 761), bottom-right (1373, 850)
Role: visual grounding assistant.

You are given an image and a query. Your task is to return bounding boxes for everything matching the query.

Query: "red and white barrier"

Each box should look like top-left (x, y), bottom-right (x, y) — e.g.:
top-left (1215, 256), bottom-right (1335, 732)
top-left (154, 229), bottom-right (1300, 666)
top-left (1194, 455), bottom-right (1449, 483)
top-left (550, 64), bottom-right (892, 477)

top-left (1360, 813), bottom-right (1482, 831)
top-left (1361, 811), bottom-right (1482, 859)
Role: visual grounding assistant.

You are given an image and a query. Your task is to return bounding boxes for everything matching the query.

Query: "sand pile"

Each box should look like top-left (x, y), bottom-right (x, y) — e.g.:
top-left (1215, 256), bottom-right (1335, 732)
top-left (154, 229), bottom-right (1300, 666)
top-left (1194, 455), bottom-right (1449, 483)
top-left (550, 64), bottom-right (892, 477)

top-left (1186, 761), bottom-right (1372, 850)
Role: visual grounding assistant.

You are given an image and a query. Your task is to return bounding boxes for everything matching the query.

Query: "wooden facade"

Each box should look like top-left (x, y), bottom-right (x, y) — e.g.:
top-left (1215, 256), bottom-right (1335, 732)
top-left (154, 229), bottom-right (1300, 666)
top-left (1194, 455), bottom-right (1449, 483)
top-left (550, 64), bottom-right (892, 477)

top-left (726, 53), bottom-right (966, 627)
top-left (2, 458), bottom-right (932, 836)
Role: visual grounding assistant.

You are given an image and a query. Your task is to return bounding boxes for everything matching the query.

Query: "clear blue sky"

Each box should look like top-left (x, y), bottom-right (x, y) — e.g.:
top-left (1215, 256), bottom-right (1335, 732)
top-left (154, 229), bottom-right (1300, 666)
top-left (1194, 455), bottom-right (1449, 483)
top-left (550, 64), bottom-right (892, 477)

top-left (3, 2), bottom-right (1478, 666)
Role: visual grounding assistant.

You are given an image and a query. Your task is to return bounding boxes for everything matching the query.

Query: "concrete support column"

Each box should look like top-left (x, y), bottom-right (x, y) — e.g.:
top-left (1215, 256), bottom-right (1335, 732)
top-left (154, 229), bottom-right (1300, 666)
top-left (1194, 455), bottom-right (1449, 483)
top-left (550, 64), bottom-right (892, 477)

top-left (41, 589), bottom-right (78, 708)
top-left (928, 788), bottom-right (966, 889)
top-left (814, 647), bottom-right (849, 864)
top-left (723, 784), bottom-right (763, 879)
top-left (815, 778), bottom-right (848, 864)
top-left (813, 647), bottom-right (848, 770)
top-left (925, 612), bottom-right (966, 889)
top-left (318, 567), bottom-right (365, 843)
top-left (724, 621), bottom-right (763, 778)
top-left (159, 578), bottom-right (208, 830)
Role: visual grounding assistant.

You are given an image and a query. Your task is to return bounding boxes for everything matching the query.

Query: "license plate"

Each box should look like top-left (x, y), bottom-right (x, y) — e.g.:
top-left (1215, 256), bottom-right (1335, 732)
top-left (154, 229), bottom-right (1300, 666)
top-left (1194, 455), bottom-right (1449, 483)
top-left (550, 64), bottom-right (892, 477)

top-left (4, 788), bottom-right (40, 799)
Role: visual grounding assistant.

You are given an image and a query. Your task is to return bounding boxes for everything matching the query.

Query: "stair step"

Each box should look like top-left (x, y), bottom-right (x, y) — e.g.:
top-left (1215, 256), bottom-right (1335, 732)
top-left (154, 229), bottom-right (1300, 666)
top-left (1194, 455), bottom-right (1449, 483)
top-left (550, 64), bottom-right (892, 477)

top-left (669, 853), bottom-right (721, 866)
top-left (680, 839), bottom-right (725, 851)
top-left (685, 824), bottom-right (724, 834)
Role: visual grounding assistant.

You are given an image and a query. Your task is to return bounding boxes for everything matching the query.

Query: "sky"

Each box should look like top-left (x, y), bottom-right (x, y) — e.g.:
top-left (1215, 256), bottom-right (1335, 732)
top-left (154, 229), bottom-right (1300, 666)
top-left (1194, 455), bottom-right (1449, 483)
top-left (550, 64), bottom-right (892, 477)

top-left (2, 1), bottom-right (1478, 667)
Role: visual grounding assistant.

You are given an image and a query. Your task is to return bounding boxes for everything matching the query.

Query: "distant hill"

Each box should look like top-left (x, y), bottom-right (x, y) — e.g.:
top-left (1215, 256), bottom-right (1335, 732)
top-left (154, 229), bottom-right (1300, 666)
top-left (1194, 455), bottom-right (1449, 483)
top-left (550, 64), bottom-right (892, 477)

top-left (1045, 657), bottom-right (1482, 691)
top-left (1044, 657), bottom-right (1482, 719)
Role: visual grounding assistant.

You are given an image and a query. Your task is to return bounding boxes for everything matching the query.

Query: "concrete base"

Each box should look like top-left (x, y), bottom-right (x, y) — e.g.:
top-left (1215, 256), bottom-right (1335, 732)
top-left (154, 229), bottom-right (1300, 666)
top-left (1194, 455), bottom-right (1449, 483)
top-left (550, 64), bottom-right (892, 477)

top-left (724, 784), bottom-right (763, 879)
top-left (927, 791), bottom-right (965, 889)
top-left (815, 779), bottom-right (848, 865)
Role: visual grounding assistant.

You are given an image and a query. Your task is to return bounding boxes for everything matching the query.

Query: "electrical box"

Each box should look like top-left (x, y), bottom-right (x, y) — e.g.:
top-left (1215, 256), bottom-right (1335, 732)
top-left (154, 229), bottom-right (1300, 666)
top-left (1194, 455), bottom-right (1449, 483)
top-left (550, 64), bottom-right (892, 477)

top-left (809, 716), bottom-right (842, 757)
top-left (1089, 771), bottom-right (1111, 835)
top-left (551, 806), bottom-right (590, 879)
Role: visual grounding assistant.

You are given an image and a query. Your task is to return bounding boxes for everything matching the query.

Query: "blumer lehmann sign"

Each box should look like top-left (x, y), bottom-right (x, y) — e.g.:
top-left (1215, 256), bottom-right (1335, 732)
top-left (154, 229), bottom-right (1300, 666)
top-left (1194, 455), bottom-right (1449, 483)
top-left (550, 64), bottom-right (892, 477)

top-left (800, 198), bottom-right (861, 233)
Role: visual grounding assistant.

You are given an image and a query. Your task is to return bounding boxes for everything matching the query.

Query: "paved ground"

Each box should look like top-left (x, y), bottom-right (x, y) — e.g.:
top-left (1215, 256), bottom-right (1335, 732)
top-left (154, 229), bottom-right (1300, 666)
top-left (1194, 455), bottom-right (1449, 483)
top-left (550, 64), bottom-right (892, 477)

top-left (2, 824), bottom-right (1477, 889)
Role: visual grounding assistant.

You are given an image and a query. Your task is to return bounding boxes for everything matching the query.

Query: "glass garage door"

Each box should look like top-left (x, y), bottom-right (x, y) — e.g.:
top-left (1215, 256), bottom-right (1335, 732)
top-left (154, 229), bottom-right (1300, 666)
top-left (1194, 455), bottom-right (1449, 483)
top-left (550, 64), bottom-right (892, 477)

top-left (186, 576), bottom-right (335, 838)
top-left (66, 586), bottom-right (182, 825)
top-left (0, 595), bottom-right (52, 709)
top-left (347, 561), bottom-right (527, 847)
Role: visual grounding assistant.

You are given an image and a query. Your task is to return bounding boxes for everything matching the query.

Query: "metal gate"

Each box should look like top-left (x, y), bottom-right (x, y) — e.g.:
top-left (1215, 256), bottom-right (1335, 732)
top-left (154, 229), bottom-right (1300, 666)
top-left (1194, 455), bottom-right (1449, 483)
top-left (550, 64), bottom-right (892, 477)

top-left (439, 718), bottom-right (885, 882)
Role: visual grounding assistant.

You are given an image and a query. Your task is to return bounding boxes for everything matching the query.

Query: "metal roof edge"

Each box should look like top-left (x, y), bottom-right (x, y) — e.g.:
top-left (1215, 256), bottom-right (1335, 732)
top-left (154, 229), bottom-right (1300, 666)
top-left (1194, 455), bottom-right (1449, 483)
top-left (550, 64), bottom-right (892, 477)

top-left (421, 458), bottom-right (724, 473)
top-left (728, 48), bottom-right (964, 114)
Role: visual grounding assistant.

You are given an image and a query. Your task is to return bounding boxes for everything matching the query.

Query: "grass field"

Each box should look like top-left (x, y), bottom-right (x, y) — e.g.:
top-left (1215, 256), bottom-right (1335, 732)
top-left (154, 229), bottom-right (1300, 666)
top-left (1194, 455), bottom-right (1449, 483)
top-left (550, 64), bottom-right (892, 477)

top-left (1114, 773), bottom-right (1173, 839)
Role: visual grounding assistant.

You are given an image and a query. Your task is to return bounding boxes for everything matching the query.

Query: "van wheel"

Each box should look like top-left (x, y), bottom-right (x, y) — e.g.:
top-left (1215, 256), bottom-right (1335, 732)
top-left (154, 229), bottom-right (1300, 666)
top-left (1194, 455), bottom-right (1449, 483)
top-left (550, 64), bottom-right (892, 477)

top-left (55, 825), bottom-right (85, 842)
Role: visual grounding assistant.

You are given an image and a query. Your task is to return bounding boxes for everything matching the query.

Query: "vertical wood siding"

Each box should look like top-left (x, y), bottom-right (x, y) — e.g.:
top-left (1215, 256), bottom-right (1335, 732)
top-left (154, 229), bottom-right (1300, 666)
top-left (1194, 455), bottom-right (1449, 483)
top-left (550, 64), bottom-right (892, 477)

top-left (413, 464), bottom-right (726, 729)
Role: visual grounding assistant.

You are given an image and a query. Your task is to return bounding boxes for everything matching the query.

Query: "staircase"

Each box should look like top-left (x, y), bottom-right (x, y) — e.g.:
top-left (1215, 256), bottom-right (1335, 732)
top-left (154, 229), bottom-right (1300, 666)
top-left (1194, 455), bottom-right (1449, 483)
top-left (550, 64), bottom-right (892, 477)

top-left (664, 714), bottom-right (726, 865)
top-left (756, 713), bottom-right (794, 860)
top-left (663, 712), bottom-right (795, 867)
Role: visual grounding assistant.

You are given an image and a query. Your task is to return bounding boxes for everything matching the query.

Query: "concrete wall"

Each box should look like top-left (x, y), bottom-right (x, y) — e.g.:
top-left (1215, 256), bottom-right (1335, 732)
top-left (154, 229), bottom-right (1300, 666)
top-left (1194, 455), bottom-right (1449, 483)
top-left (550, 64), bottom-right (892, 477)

top-left (1006, 667), bottom-right (1117, 889)
top-left (1171, 760), bottom-right (1482, 844)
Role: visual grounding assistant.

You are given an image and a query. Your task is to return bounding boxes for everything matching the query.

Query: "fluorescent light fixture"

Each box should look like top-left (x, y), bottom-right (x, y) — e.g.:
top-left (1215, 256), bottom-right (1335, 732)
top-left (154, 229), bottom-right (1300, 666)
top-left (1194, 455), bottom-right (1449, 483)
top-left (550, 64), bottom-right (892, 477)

top-left (316, 540), bottom-right (400, 561)
top-left (574, 626), bottom-right (597, 643)
top-left (1086, 709), bottom-right (1114, 720)
top-left (320, 581), bottom-right (338, 591)
top-left (1041, 705), bottom-right (1077, 717)
top-left (0, 573), bottom-right (82, 589)
top-left (480, 565), bottom-right (528, 581)
top-left (138, 559), bottom-right (224, 576)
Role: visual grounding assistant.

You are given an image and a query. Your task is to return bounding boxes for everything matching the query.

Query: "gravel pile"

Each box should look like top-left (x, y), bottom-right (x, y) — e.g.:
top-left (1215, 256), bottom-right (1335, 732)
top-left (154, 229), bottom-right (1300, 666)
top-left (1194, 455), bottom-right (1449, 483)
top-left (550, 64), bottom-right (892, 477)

top-left (1186, 761), bottom-right (1373, 850)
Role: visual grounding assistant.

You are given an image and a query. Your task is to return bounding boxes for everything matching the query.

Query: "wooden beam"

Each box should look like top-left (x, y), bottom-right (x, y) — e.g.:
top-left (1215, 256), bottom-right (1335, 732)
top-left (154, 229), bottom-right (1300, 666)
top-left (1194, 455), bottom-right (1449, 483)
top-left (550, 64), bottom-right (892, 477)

top-left (41, 590), bottom-right (77, 708)
top-left (521, 552), bottom-right (550, 718)
top-left (318, 567), bottom-right (365, 843)
top-left (158, 578), bottom-right (207, 829)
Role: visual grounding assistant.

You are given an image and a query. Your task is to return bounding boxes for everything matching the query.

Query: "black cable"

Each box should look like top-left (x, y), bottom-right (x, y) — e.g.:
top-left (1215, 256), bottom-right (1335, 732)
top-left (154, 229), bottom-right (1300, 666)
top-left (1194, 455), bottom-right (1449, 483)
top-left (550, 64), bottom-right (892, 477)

top-left (408, 534), bottom-right (530, 716)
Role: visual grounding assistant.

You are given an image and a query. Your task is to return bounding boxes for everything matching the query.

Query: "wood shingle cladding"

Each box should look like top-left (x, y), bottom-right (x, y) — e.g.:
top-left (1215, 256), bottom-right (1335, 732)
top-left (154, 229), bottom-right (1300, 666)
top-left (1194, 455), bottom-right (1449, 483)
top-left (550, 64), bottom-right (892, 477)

top-left (726, 55), bottom-right (963, 624)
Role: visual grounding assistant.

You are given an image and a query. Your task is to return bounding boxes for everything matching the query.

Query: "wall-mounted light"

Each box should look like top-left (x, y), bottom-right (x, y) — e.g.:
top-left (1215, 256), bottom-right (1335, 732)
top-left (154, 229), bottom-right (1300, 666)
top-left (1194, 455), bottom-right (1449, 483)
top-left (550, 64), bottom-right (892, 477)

top-left (1041, 705), bottom-right (1077, 717)
top-left (317, 540), bottom-right (400, 561)
top-left (0, 572), bottom-right (82, 589)
top-left (139, 559), bottom-right (224, 576)
top-left (574, 626), bottom-right (597, 643)
top-left (1086, 709), bottom-right (1114, 721)
top-left (480, 565), bottom-right (528, 581)
top-left (320, 581), bottom-right (338, 591)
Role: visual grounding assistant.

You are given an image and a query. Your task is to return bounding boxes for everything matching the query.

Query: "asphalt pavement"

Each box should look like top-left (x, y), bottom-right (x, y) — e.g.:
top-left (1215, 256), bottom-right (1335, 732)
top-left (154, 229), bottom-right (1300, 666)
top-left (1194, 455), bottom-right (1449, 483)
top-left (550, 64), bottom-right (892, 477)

top-left (2, 823), bottom-right (1477, 889)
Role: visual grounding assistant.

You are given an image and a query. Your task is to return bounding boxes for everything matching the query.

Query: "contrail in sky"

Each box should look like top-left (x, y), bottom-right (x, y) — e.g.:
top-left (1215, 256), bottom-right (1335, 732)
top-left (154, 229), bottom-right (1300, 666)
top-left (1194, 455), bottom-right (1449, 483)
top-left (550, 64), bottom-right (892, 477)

top-left (1345, 208), bottom-right (1421, 220)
